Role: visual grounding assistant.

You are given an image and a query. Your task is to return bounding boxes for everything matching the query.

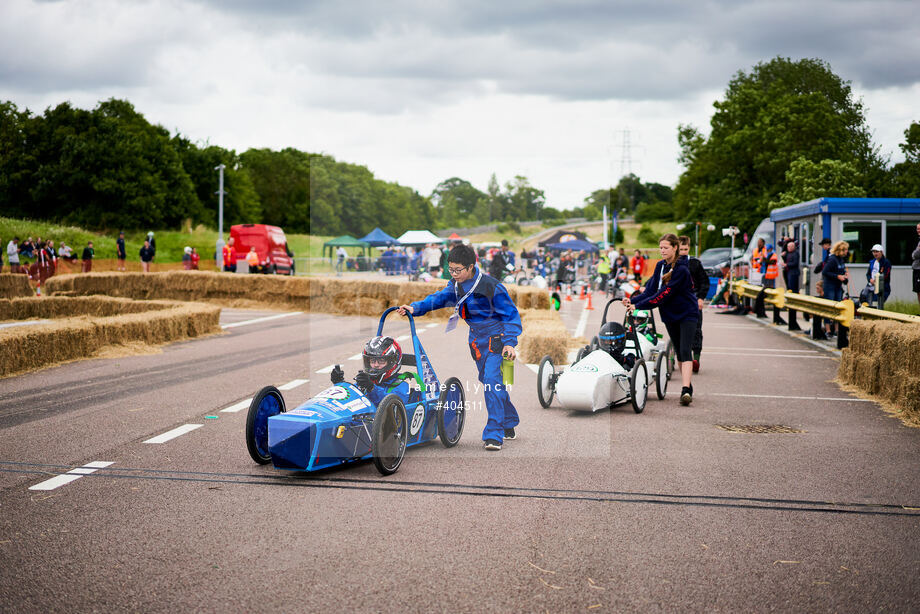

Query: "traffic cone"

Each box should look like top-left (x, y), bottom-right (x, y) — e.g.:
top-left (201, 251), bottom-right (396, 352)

top-left (585, 288), bottom-right (594, 310)
top-left (579, 284), bottom-right (586, 300)
top-left (565, 285), bottom-right (572, 301)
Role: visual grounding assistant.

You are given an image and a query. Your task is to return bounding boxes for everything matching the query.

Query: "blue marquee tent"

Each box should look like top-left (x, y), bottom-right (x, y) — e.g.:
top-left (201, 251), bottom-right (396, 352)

top-left (359, 227), bottom-right (399, 247)
top-left (544, 239), bottom-right (600, 253)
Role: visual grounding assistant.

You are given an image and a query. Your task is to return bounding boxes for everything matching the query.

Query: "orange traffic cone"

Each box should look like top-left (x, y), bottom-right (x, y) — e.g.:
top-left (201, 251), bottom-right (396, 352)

top-left (585, 288), bottom-right (594, 310)
top-left (579, 284), bottom-right (586, 300)
top-left (565, 285), bottom-right (572, 301)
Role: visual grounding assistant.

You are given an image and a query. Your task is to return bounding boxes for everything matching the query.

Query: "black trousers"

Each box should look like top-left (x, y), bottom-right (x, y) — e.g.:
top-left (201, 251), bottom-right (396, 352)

top-left (665, 319), bottom-right (697, 363)
top-left (692, 308), bottom-right (703, 355)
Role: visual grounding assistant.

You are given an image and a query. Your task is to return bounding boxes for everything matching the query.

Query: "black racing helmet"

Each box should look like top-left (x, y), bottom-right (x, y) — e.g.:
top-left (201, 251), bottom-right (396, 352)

top-left (598, 322), bottom-right (627, 355)
top-left (362, 336), bottom-right (402, 384)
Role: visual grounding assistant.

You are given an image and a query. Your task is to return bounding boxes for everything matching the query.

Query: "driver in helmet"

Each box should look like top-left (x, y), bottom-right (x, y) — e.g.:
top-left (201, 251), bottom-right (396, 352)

top-left (597, 321), bottom-right (635, 368)
top-left (329, 336), bottom-right (412, 407)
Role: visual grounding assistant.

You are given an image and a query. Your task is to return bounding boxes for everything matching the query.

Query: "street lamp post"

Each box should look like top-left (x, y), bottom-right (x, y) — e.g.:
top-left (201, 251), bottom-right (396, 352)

top-left (215, 164), bottom-right (226, 270)
top-left (676, 221), bottom-right (717, 257)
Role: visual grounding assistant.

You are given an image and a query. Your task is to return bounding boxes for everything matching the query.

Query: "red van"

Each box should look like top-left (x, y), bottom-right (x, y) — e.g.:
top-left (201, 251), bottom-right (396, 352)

top-left (230, 224), bottom-right (295, 275)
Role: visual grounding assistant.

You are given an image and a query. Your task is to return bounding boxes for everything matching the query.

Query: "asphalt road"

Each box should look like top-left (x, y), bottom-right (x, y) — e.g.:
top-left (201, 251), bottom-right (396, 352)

top-left (1, 299), bottom-right (919, 613)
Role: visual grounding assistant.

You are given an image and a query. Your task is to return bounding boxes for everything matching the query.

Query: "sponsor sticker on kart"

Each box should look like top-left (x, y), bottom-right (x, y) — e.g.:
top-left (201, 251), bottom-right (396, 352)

top-left (314, 386), bottom-right (350, 401)
top-left (570, 364), bottom-right (599, 373)
top-left (343, 397), bottom-right (372, 413)
top-left (288, 409), bottom-right (321, 418)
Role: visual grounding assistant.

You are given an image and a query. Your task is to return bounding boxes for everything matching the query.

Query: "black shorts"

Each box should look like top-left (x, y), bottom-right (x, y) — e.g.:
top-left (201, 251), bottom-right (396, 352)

top-left (913, 269), bottom-right (920, 293)
top-left (664, 319), bottom-right (697, 363)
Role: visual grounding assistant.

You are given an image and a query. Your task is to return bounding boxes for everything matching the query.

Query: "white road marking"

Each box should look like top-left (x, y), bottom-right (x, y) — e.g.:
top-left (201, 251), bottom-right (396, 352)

top-left (221, 398), bottom-right (253, 413)
top-left (278, 379), bottom-right (309, 391)
top-left (395, 334), bottom-right (411, 341)
top-left (316, 365), bottom-right (335, 374)
top-left (573, 305), bottom-right (590, 339)
top-left (143, 424), bottom-right (203, 444)
top-left (348, 353), bottom-right (363, 361)
top-left (0, 319), bottom-right (51, 330)
top-left (29, 461), bottom-right (114, 491)
top-left (221, 311), bottom-right (303, 329)
top-left (706, 346), bottom-right (817, 353)
top-left (703, 352), bottom-right (835, 359)
top-left (425, 323), bottom-right (439, 329)
top-left (706, 392), bottom-right (873, 402)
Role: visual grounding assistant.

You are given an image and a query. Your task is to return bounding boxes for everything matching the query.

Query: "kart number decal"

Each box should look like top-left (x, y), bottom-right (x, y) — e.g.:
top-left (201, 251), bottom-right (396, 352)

top-left (315, 386), bottom-right (349, 401)
top-left (409, 405), bottom-right (425, 435)
top-left (343, 397), bottom-right (371, 412)
top-left (288, 409), bottom-right (321, 417)
top-left (570, 364), bottom-right (599, 373)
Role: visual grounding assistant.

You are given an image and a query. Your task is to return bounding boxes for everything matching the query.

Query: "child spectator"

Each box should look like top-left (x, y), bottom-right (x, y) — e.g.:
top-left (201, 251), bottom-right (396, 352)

top-left (81, 241), bottom-right (94, 273)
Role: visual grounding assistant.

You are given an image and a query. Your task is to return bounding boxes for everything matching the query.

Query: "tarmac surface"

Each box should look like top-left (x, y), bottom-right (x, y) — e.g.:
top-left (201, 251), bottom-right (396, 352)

top-left (1, 294), bottom-right (919, 612)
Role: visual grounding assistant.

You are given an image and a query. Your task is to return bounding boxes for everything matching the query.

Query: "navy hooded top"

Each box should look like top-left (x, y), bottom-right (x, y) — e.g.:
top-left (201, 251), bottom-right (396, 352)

top-left (629, 256), bottom-right (699, 323)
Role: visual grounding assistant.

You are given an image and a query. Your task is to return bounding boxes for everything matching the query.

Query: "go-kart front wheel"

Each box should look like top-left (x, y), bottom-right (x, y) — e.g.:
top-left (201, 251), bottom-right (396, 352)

top-left (574, 345), bottom-right (590, 364)
top-left (629, 359), bottom-right (649, 414)
top-left (654, 348), bottom-right (671, 400)
top-left (372, 393), bottom-right (409, 475)
top-left (246, 385), bottom-right (286, 464)
top-left (437, 377), bottom-right (466, 447)
top-left (537, 355), bottom-right (556, 408)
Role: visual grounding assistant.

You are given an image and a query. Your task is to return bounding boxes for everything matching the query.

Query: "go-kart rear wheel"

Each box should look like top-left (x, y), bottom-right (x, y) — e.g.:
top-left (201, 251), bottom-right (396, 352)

top-left (629, 358), bottom-right (649, 414)
top-left (437, 377), bottom-right (466, 447)
top-left (537, 355), bottom-right (555, 408)
top-left (372, 393), bottom-right (409, 475)
top-left (655, 348), bottom-right (671, 400)
top-left (246, 385), bottom-right (286, 464)
top-left (666, 341), bottom-right (676, 375)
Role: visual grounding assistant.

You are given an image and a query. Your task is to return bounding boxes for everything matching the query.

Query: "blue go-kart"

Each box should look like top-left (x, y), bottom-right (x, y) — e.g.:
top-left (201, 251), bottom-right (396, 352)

top-left (245, 308), bottom-right (466, 475)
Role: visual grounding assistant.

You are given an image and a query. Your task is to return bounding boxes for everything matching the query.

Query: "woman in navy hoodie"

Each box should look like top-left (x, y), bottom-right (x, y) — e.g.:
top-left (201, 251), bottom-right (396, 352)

top-left (623, 233), bottom-right (699, 406)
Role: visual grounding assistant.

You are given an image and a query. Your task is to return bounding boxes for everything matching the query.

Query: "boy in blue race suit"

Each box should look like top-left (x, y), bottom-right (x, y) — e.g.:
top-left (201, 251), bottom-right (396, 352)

top-left (398, 244), bottom-right (522, 451)
top-left (330, 336), bottom-right (412, 407)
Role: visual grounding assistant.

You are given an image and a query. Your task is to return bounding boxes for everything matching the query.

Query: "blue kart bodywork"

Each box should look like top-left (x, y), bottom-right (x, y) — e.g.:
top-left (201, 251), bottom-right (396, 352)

top-left (245, 308), bottom-right (465, 475)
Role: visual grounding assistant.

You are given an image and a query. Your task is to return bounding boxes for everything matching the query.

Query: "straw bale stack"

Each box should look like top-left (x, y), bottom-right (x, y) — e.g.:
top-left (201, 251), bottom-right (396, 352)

top-left (838, 320), bottom-right (920, 421)
top-left (0, 274), bottom-right (33, 299)
top-left (0, 297), bottom-right (220, 378)
top-left (517, 308), bottom-right (581, 364)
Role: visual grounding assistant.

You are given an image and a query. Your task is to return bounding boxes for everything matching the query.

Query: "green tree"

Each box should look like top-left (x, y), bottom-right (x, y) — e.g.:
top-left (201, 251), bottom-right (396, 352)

top-left (504, 175), bottom-right (545, 221)
top-left (890, 121), bottom-right (920, 197)
top-left (431, 177), bottom-right (486, 218)
top-left (769, 157), bottom-right (867, 209)
top-left (673, 57), bottom-right (884, 243)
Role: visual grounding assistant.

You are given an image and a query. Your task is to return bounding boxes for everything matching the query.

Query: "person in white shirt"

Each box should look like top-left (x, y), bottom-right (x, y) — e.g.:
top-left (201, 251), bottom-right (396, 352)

top-left (6, 237), bottom-right (19, 274)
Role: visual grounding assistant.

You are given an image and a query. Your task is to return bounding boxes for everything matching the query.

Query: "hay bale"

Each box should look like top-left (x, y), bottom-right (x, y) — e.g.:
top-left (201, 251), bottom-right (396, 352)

top-left (0, 297), bottom-right (220, 378)
top-left (0, 274), bottom-right (33, 299)
top-left (840, 319), bottom-right (920, 424)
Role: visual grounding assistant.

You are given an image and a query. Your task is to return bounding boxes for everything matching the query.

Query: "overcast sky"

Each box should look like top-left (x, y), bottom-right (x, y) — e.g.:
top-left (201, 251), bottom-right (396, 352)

top-left (2, 0), bottom-right (918, 210)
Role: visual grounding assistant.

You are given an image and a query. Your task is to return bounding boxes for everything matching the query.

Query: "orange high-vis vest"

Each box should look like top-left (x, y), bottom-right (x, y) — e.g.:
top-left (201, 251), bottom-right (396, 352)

top-left (751, 247), bottom-right (765, 270)
top-left (247, 250), bottom-right (259, 267)
top-left (223, 244), bottom-right (234, 267)
top-left (764, 253), bottom-right (779, 279)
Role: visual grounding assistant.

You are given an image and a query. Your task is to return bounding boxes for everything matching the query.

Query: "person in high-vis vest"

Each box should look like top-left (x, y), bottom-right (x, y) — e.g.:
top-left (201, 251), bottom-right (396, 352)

top-left (597, 251), bottom-right (612, 292)
top-left (754, 243), bottom-right (786, 324)
top-left (397, 244), bottom-right (522, 451)
top-left (222, 237), bottom-right (236, 273)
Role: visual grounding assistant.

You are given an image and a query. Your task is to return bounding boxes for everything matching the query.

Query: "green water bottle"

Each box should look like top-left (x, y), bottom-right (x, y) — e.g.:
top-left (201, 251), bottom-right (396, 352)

top-left (501, 358), bottom-right (514, 386)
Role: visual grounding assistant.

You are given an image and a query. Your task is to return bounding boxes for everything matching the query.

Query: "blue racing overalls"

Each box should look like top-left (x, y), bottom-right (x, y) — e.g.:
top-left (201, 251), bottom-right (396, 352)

top-left (410, 267), bottom-right (523, 442)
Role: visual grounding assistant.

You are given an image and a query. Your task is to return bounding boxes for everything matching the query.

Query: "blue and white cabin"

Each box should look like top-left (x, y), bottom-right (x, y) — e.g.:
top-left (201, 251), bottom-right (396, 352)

top-left (770, 198), bottom-right (920, 303)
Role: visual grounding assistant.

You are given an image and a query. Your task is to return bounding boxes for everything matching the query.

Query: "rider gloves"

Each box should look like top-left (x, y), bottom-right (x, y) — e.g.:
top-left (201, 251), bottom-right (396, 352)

top-left (330, 365), bottom-right (345, 384)
top-left (354, 370), bottom-right (373, 393)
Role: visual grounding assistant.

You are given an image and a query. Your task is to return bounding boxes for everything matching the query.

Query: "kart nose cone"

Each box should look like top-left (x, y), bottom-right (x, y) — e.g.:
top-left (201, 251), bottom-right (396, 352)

top-left (268, 415), bottom-right (315, 470)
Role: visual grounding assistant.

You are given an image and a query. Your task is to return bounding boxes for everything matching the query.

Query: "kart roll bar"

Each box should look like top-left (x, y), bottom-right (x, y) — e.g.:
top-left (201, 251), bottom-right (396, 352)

top-left (378, 306), bottom-right (419, 339)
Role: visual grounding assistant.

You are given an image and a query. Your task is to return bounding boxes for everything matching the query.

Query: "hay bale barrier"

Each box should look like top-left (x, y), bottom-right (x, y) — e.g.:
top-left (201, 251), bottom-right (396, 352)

top-left (0, 274), bottom-right (33, 299)
top-left (45, 271), bottom-right (572, 362)
top-left (0, 296), bottom-right (220, 378)
top-left (838, 320), bottom-right (920, 424)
